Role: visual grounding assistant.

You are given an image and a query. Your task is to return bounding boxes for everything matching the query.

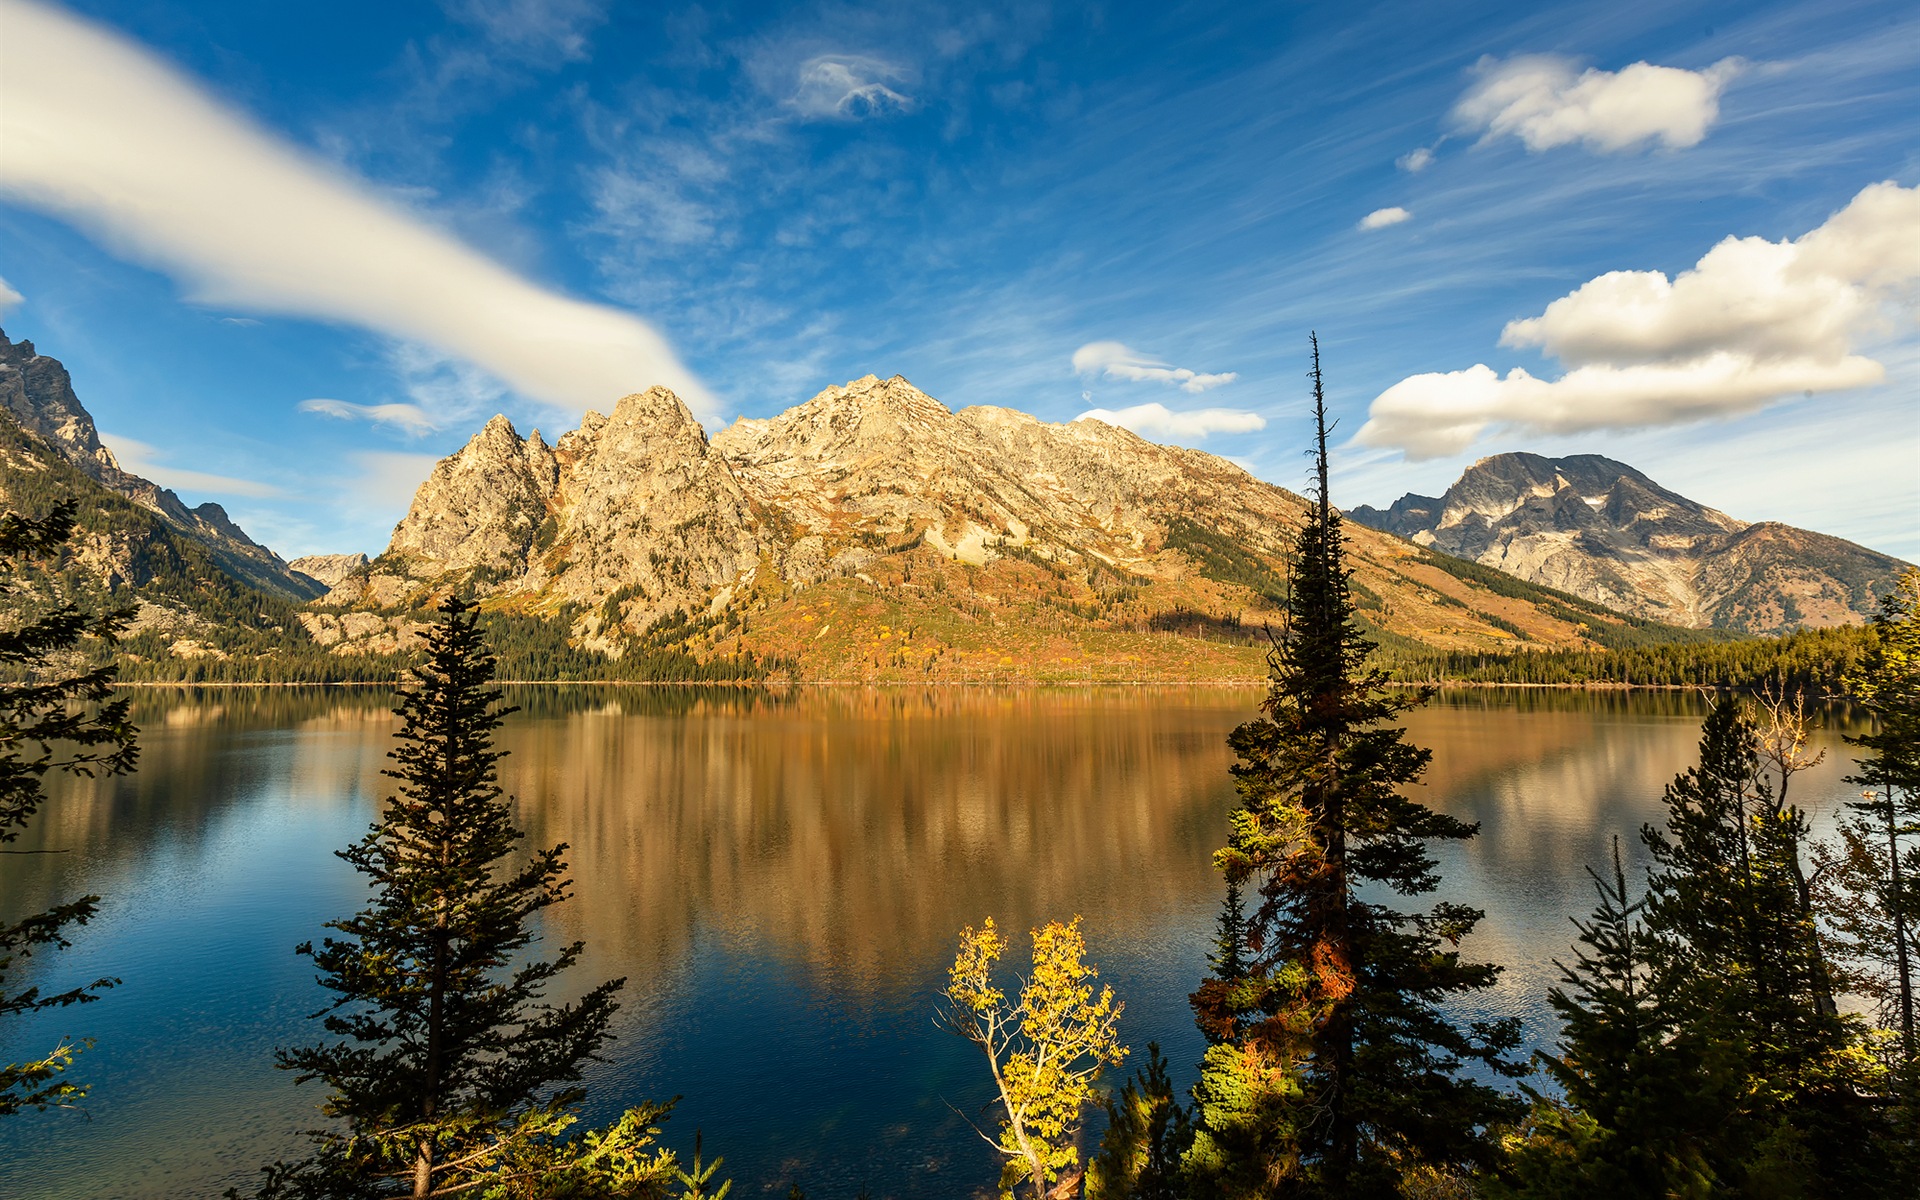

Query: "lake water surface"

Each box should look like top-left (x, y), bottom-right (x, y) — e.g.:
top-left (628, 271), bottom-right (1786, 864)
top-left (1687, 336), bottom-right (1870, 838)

top-left (0, 686), bottom-right (1873, 1198)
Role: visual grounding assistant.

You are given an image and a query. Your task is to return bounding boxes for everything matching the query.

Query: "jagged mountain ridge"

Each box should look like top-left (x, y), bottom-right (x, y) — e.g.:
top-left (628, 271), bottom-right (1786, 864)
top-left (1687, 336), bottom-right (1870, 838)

top-left (0, 329), bottom-right (323, 601)
top-left (1349, 452), bottom-right (1908, 633)
top-left (322, 375), bottom-right (1697, 678)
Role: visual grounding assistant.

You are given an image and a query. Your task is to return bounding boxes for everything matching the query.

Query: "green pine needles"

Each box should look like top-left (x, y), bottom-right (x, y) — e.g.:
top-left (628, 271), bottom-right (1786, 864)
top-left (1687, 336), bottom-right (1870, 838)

top-left (247, 595), bottom-right (686, 1199)
top-left (0, 500), bottom-right (138, 1117)
top-left (1185, 337), bottom-right (1523, 1197)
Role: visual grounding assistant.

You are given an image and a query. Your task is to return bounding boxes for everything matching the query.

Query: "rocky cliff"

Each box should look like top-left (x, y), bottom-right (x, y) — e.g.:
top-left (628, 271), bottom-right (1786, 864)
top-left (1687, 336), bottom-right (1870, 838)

top-left (0, 328), bottom-right (323, 601)
top-left (287, 553), bottom-right (370, 588)
top-left (327, 376), bottom-right (1696, 677)
top-left (1349, 453), bottom-right (1908, 633)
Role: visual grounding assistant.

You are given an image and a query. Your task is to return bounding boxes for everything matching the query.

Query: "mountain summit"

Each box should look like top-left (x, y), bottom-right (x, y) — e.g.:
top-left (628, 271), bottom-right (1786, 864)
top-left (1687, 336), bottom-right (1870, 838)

top-left (1349, 452), bottom-right (1908, 633)
top-left (0, 328), bottom-right (322, 601)
top-left (319, 378), bottom-right (1698, 676)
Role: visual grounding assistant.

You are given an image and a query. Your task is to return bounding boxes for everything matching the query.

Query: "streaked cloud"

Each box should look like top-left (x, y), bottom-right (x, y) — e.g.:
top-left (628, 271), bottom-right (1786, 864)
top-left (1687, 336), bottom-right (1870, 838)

top-left (98, 432), bottom-right (283, 498)
top-left (1071, 341), bottom-right (1238, 393)
top-left (1453, 54), bottom-right (1742, 154)
top-left (1075, 402), bottom-right (1266, 440)
top-left (443, 0), bottom-right (608, 65)
top-left (352, 450), bottom-right (444, 512)
top-left (790, 55), bottom-right (912, 119)
top-left (0, 276), bottom-right (21, 311)
top-left (299, 398), bottom-right (440, 436)
top-left (0, 0), bottom-right (711, 419)
top-left (1359, 206), bottom-right (1411, 230)
top-left (1359, 180), bottom-right (1920, 458)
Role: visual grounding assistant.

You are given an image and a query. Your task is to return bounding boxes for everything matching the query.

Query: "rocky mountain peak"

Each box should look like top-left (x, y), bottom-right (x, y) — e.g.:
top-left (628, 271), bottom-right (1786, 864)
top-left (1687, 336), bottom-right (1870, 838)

top-left (0, 327), bottom-right (119, 474)
top-left (0, 327), bottom-right (321, 600)
top-left (1351, 452), bottom-right (1907, 631)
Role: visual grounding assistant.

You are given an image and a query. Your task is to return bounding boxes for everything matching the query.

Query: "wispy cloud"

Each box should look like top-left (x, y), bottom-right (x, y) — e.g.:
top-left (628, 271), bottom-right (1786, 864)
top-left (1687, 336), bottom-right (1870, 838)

top-left (441, 0), bottom-right (608, 66)
top-left (1454, 54), bottom-right (1742, 154)
top-left (1071, 341), bottom-right (1238, 393)
top-left (98, 432), bottom-right (283, 498)
top-left (1076, 402), bottom-right (1266, 440)
top-left (1396, 146), bottom-right (1434, 172)
top-left (0, 275), bottom-right (20, 311)
top-left (352, 450), bottom-right (444, 513)
top-left (790, 55), bottom-right (912, 119)
top-left (299, 398), bottom-right (440, 436)
top-left (1359, 206), bottom-right (1411, 230)
top-left (1359, 180), bottom-right (1920, 458)
top-left (0, 0), bottom-right (711, 418)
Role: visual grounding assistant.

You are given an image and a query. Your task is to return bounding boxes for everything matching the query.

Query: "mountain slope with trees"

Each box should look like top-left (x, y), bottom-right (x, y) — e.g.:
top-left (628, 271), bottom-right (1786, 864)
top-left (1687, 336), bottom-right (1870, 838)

top-left (316, 376), bottom-right (1735, 680)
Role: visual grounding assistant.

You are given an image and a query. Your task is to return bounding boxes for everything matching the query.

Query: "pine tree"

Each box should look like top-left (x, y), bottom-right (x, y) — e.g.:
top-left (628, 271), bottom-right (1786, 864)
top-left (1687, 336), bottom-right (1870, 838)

top-left (1641, 699), bottom-right (1882, 1194)
top-left (256, 595), bottom-right (678, 1198)
top-left (1818, 566), bottom-right (1920, 1176)
top-left (1494, 839), bottom-right (1720, 1198)
top-left (1186, 338), bottom-right (1522, 1198)
top-left (0, 500), bottom-right (137, 1116)
top-left (1826, 567), bottom-right (1920, 1060)
top-left (1087, 1043), bottom-right (1190, 1200)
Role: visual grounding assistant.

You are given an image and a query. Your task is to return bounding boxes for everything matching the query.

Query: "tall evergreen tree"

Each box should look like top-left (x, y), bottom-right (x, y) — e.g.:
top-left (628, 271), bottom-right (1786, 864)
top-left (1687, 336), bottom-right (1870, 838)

top-left (0, 500), bottom-right (137, 1116)
top-left (1824, 567), bottom-right (1920, 1060)
top-left (1640, 699), bottom-right (1881, 1194)
top-left (257, 595), bottom-right (678, 1198)
top-left (1186, 338), bottom-right (1522, 1198)
top-left (1816, 566), bottom-right (1920, 1177)
top-left (1493, 839), bottom-right (1721, 1199)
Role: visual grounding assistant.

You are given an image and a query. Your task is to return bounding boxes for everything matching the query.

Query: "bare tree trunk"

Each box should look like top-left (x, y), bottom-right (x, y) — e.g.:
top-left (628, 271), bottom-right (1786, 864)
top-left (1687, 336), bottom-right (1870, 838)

top-left (1889, 781), bottom-right (1915, 1061)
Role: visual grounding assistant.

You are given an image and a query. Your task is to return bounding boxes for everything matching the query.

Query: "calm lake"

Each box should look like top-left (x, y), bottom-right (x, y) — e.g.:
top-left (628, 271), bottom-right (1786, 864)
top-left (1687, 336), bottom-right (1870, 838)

top-left (0, 686), bottom-right (1873, 1199)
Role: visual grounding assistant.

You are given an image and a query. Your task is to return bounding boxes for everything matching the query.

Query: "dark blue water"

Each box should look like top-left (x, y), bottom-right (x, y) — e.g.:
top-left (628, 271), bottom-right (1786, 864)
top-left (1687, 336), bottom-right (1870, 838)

top-left (0, 687), bottom-right (1869, 1198)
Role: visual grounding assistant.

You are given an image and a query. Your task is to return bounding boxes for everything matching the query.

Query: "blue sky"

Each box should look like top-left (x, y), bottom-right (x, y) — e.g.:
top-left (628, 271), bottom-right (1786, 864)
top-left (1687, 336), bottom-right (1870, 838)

top-left (1, 0), bottom-right (1915, 560)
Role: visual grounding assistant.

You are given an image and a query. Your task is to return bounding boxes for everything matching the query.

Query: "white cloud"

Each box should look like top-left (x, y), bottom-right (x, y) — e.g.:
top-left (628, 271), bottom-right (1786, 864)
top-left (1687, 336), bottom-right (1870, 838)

top-left (0, 275), bottom-right (21, 311)
top-left (1359, 181), bottom-right (1920, 458)
top-left (1359, 206), bottom-right (1411, 230)
top-left (1397, 147), bottom-right (1435, 172)
top-left (443, 0), bottom-right (607, 64)
top-left (1071, 341), bottom-right (1238, 393)
top-left (299, 398), bottom-right (441, 436)
top-left (1075, 403), bottom-right (1266, 440)
top-left (98, 431), bottom-right (283, 498)
top-left (1453, 54), bottom-right (1742, 154)
top-left (790, 55), bottom-right (912, 119)
top-left (352, 450), bottom-right (444, 513)
top-left (0, 0), bottom-right (712, 420)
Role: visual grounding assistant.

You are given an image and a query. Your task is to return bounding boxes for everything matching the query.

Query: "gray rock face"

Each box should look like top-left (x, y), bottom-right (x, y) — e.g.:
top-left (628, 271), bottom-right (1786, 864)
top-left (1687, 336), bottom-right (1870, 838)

top-left (1350, 452), bottom-right (1909, 632)
top-left (0, 328), bottom-right (323, 600)
top-left (288, 553), bottom-right (370, 588)
top-left (366, 387), bottom-right (760, 646)
top-left (713, 374), bottom-right (1299, 574)
top-left (373, 373), bottom-right (1315, 646)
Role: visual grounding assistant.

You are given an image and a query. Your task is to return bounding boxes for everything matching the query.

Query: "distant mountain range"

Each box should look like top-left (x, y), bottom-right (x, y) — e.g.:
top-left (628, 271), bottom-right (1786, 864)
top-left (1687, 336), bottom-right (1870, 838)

top-left (5, 327), bottom-right (1866, 680)
top-left (1349, 453), bottom-right (1909, 634)
top-left (313, 374), bottom-right (1714, 678)
top-left (0, 328), bottom-right (323, 601)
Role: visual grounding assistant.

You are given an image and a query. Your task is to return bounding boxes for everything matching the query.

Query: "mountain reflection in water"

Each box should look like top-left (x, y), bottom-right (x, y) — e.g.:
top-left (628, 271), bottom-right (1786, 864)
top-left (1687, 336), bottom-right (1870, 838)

top-left (0, 686), bottom-right (1869, 1199)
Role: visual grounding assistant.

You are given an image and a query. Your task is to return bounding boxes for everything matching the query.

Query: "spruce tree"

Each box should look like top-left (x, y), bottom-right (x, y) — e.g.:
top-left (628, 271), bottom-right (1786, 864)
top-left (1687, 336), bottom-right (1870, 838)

top-left (1640, 699), bottom-right (1882, 1194)
top-left (0, 500), bottom-right (137, 1116)
top-left (1827, 567), bottom-right (1920, 1060)
top-left (1819, 566), bottom-right (1920, 1175)
top-left (1496, 839), bottom-right (1720, 1198)
top-left (259, 595), bottom-right (676, 1198)
top-left (1186, 338), bottom-right (1522, 1197)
